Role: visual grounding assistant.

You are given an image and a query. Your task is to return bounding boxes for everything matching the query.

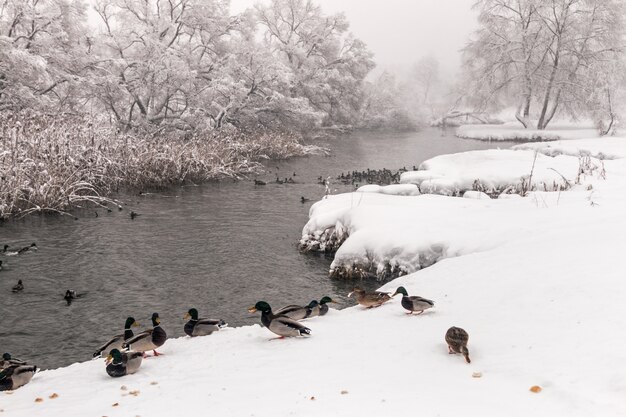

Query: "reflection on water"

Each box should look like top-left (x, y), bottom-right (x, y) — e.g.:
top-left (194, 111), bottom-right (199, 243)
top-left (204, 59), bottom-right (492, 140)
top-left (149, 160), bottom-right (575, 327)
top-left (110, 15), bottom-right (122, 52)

top-left (0, 128), bottom-right (515, 369)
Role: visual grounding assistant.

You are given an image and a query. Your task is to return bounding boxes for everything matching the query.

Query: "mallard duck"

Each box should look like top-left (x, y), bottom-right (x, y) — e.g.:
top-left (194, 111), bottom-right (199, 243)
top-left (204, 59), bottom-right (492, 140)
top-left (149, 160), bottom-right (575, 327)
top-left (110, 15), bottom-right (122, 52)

top-left (348, 287), bottom-right (391, 308)
top-left (274, 301), bottom-right (317, 321)
top-left (93, 317), bottom-right (140, 358)
top-left (1, 244), bottom-right (8, 253)
top-left (105, 348), bottom-right (143, 377)
top-left (0, 353), bottom-right (27, 370)
top-left (445, 326), bottom-right (471, 363)
top-left (122, 313), bottom-right (167, 356)
top-left (0, 364), bottom-right (37, 391)
top-left (0, 260), bottom-right (3, 270)
top-left (391, 286), bottom-right (434, 314)
top-left (254, 179), bottom-right (267, 186)
top-left (183, 308), bottom-right (227, 337)
top-left (12, 280), bottom-right (23, 293)
top-left (300, 196), bottom-right (310, 203)
top-left (318, 296), bottom-right (338, 316)
top-left (248, 301), bottom-right (311, 338)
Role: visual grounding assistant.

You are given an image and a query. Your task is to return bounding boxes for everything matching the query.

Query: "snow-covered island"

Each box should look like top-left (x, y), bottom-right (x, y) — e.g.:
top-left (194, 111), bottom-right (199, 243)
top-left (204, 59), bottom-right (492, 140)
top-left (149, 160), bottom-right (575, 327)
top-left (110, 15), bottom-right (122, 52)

top-left (3, 136), bottom-right (625, 417)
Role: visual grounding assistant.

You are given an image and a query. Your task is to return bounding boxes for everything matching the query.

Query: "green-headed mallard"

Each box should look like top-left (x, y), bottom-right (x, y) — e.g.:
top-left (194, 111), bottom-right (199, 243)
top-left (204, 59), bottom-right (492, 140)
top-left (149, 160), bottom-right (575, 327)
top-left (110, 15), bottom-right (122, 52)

top-left (122, 313), bottom-right (167, 356)
top-left (318, 296), bottom-right (338, 316)
top-left (0, 353), bottom-right (27, 370)
top-left (184, 308), bottom-right (227, 337)
top-left (105, 348), bottom-right (143, 377)
top-left (93, 317), bottom-right (140, 358)
top-left (11, 280), bottom-right (23, 293)
top-left (274, 301), bottom-right (318, 320)
top-left (392, 286), bottom-right (434, 314)
top-left (248, 301), bottom-right (311, 338)
top-left (445, 326), bottom-right (471, 363)
top-left (348, 287), bottom-right (391, 308)
top-left (0, 364), bottom-right (37, 391)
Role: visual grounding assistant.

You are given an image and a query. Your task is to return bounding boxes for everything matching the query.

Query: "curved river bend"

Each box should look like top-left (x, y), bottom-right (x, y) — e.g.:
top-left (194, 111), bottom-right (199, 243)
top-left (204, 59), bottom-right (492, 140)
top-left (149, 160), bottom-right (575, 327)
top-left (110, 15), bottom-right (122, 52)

top-left (0, 128), bottom-right (516, 369)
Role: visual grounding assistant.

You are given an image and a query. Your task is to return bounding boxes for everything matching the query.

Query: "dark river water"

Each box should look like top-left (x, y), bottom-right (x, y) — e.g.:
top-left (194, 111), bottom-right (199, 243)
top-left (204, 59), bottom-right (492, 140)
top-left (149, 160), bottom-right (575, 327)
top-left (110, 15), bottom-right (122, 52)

top-left (0, 128), bottom-right (516, 369)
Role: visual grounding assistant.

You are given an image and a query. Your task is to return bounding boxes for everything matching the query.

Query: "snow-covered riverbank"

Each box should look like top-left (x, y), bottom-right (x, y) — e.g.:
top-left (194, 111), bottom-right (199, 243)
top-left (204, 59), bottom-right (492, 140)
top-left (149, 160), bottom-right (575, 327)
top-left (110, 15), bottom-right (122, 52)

top-left (3, 137), bottom-right (626, 417)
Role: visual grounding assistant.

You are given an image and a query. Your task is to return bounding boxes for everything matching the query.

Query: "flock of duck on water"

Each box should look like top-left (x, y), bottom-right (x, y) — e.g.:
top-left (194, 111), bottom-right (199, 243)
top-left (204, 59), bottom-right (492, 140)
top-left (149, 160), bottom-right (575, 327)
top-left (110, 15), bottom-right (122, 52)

top-left (1, 242), bottom-right (471, 392)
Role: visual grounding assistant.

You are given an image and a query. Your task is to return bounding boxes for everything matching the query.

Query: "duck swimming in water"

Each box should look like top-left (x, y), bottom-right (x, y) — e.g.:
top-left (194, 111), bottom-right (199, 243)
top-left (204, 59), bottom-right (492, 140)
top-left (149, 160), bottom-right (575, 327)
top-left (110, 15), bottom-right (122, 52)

top-left (183, 308), bottom-right (227, 337)
top-left (248, 301), bottom-right (311, 338)
top-left (12, 280), bottom-right (24, 293)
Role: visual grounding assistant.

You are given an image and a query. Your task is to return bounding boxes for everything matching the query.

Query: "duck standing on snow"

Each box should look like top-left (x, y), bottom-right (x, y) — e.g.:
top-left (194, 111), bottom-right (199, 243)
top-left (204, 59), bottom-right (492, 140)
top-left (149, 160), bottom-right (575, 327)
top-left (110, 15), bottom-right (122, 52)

top-left (391, 286), bottom-right (434, 315)
top-left (348, 287), bottom-right (391, 308)
top-left (184, 308), bottom-right (228, 337)
top-left (0, 364), bottom-right (37, 391)
top-left (0, 353), bottom-right (27, 370)
top-left (105, 348), bottom-right (143, 377)
top-left (274, 301), bottom-right (318, 320)
top-left (445, 326), bottom-right (471, 363)
top-left (317, 296), bottom-right (338, 316)
top-left (248, 301), bottom-right (311, 338)
top-left (12, 280), bottom-right (24, 293)
top-left (93, 317), bottom-right (140, 358)
top-left (123, 313), bottom-right (167, 356)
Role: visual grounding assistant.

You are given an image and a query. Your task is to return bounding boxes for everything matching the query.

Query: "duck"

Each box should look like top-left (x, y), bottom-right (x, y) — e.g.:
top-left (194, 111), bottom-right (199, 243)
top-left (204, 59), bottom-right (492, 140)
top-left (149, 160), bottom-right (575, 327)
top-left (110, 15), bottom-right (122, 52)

top-left (0, 364), bottom-right (37, 391)
top-left (122, 312), bottom-right (167, 356)
top-left (300, 196), bottom-right (310, 203)
top-left (105, 348), bottom-right (143, 377)
top-left (348, 287), bottom-right (391, 308)
top-left (4, 243), bottom-right (36, 256)
top-left (274, 301), bottom-right (318, 321)
top-left (0, 260), bottom-right (3, 270)
top-left (64, 289), bottom-right (77, 304)
top-left (275, 177), bottom-right (284, 184)
top-left (318, 296), bottom-right (338, 316)
top-left (183, 308), bottom-right (228, 337)
top-left (254, 179), bottom-right (267, 186)
top-left (93, 317), bottom-right (140, 358)
top-left (0, 353), bottom-right (27, 370)
top-left (391, 286), bottom-right (434, 314)
top-left (12, 280), bottom-right (24, 293)
top-left (248, 301), bottom-right (311, 338)
top-left (130, 211), bottom-right (140, 220)
top-left (445, 326), bottom-right (471, 363)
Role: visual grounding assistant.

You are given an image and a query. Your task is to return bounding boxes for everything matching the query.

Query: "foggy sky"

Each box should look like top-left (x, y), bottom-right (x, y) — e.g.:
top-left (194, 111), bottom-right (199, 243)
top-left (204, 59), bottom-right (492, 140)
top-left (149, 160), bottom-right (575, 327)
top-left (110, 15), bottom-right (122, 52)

top-left (231, 0), bottom-right (479, 75)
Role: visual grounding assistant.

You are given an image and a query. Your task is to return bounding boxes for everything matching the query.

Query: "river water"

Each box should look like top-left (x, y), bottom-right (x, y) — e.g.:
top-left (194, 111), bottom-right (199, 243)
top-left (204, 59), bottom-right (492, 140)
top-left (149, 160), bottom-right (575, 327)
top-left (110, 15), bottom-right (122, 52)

top-left (0, 128), bottom-right (516, 369)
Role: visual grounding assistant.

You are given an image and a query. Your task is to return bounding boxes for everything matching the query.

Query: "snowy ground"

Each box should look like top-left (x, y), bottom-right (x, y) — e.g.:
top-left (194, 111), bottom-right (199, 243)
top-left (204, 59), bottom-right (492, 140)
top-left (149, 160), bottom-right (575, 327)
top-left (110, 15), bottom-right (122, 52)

top-left (456, 122), bottom-right (599, 141)
top-left (4, 138), bottom-right (626, 417)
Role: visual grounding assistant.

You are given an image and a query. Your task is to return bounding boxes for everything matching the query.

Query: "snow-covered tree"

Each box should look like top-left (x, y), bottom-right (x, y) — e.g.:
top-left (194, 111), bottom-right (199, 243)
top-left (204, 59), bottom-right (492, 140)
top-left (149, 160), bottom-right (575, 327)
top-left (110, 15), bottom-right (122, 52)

top-left (464, 0), bottom-right (626, 129)
top-left (0, 0), bottom-right (90, 111)
top-left (254, 0), bottom-right (374, 126)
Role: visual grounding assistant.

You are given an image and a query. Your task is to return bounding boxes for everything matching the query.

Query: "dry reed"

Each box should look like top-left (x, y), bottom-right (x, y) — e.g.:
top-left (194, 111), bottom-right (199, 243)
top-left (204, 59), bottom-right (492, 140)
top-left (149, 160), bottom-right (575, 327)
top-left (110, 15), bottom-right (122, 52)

top-left (0, 112), bottom-right (323, 219)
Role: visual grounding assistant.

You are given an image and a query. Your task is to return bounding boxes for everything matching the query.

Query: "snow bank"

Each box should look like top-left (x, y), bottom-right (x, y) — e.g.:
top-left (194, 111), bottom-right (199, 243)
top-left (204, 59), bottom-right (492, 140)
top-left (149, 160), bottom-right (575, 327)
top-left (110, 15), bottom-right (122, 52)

top-left (456, 122), bottom-right (599, 142)
top-left (5, 138), bottom-right (626, 417)
top-left (514, 137), bottom-right (626, 160)
top-left (406, 149), bottom-right (579, 196)
top-left (356, 183), bottom-right (420, 196)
